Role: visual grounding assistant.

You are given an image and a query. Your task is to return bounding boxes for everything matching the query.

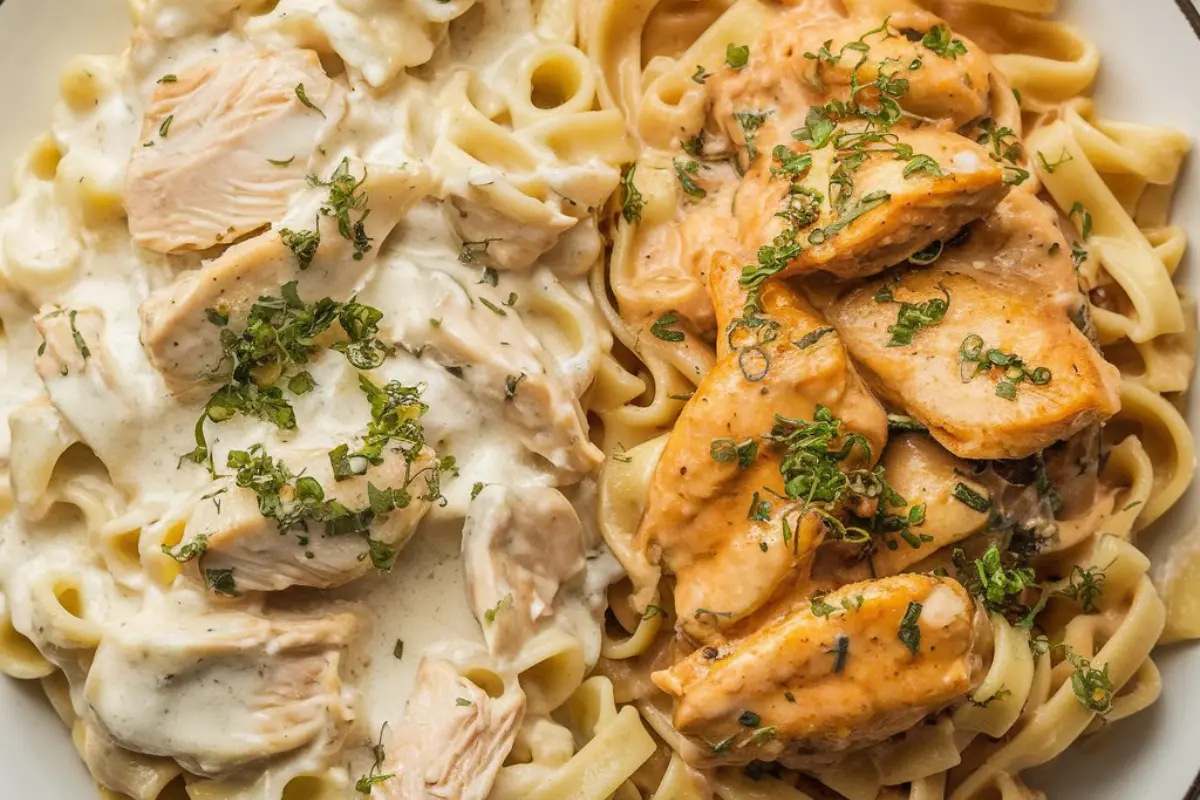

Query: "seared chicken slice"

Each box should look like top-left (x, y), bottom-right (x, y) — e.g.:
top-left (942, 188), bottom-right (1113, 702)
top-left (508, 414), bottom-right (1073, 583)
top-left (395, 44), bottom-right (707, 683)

top-left (798, 11), bottom-right (993, 130)
top-left (870, 434), bottom-right (990, 576)
top-left (652, 574), bottom-right (977, 768)
top-left (733, 127), bottom-right (1007, 282)
top-left (176, 446), bottom-right (437, 593)
top-left (463, 486), bottom-right (586, 657)
top-left (371, 658), bottom-right (524, 800)
top-left (126, 49), bottom-right (344, 253)
top-left (637, 255), bottom-right (887, 642)
top-left (139, 164), bottom-right (431, 391)
top-left (84, 593), bottom-right (360, 777)
top-left (827, 195), bottom-right (1121, 460)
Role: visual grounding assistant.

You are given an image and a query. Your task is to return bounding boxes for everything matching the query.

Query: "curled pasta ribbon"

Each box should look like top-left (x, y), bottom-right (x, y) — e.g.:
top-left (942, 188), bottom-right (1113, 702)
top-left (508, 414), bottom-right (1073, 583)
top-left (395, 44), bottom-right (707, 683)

top-left (494, 676), bottom-right (657, 800)
top-left (949, 543), bottom-right (1164, 800)
top-left (597, 433), bottom-right (668, 609)
top-left (1029, 121), bottom-right (1184, 343)
top-left (0, 595), bottom-right (55, 680)
top-left (1112, 381), bottom-right (1196, 530)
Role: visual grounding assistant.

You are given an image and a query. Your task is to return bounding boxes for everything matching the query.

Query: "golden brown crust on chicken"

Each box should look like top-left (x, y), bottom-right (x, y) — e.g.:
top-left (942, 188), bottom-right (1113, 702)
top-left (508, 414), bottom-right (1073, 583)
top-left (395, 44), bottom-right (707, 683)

top-left (652, 574), bottom-right (977, 769)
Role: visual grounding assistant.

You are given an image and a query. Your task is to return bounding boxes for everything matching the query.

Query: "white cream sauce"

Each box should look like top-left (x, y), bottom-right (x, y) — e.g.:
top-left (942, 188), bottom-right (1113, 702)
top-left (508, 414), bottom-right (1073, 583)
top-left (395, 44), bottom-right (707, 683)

top-left (0, 0), bottom-right (621, 793)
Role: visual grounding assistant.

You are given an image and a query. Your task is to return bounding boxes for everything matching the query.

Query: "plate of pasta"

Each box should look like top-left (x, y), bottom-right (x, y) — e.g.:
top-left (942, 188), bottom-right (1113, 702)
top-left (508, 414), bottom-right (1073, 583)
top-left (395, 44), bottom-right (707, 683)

top-left (0, 0), bottom-right (1197, 798)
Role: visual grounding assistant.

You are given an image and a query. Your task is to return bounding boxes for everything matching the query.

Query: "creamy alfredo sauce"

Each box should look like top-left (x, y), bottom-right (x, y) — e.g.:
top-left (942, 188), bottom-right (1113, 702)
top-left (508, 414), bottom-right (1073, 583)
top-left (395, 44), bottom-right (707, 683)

top-left (0, 0), bottom-right (622, 792)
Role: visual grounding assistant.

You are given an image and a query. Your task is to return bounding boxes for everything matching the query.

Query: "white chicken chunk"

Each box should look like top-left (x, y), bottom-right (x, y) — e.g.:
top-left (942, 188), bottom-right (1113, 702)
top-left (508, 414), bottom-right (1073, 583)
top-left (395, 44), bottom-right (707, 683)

top-left (84, 593), bottom-right (360, 778)
top-left (126, 48), bottom-right (345, 253)
top-left (462, 486), bottom-right (586, 656)
top-left (32, 307), bottom-right (147, 492)
top-left (139, 163), bottom-right (431, 391)
top-left (175, 446), bottom-right (438, 593)
top-left (417, 275), bottom-right (603, 480)
top-left (370, 658), bottom-right (524, 800)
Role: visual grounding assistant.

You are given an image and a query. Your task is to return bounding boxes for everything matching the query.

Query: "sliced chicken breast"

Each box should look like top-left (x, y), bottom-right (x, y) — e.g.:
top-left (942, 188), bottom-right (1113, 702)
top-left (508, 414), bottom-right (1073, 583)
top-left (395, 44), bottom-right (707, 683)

top-left (139, 163), bottom-right (431, 391)
top-left (371, 658), bottom-right (524, 800)
top-left (870, 434), bottom-right (990, 576)
top-left (463, 486), bottom-right (586, 657)
top-left (733, 127), bottom-right (1008, 282)
top-left (652, 574), bottom-right (977, 768)
top-left (84, 593), bottom-right (360, 778)
top-left (176, 446), bottom-right (437, 593)
top-left (126, 48), bottom-right (345, 253)
top-left (636, 254), bottom-right (887, 642)
top-left (827, 195), bottom-right (1121, 460)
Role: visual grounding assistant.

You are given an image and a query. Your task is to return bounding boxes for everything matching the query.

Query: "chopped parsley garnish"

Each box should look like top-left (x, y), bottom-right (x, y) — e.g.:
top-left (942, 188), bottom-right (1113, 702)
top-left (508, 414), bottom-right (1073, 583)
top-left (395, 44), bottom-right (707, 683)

top-left (691, 65), bottom-right (710, 83)
top-left (810, 593), bottom-right (838, 617)
top-left (733, 110), bottom-right (771, 163)
top-left (958, 334), bottom-right (1052, 399)
top-left (642, 604), bottom-right (666, 621)
top-left (295, 83), bottom-right (325, 117)
top-left (694, 608), bottom-right (733, 621)
top-left (67, 310), bottom-right (91, 361)
top-left (882, 284), bottom-right (950, 347)
top-left (504, 373), bottom-right (525, 400)
top-left (650, 311), bottom-right (685, 342)
top-left (470, 481), bottom-right (485, 500)
top-left (308, 158), bottom-right (372, 260)
top-left (902, 154), bottom-right (944, 179)
top-left (951, 482), bottom-right (991, 512)
top-left (459, 240), bottom-right (493, 264)
top-left (393, 639), bottom-right (404, 659)
top-left (484, 594), bottom-right (513, 623)
top-left (898, 601), bottom-right (923, 655)
top-left (829, 634), bottom-right (849, 672)
top-left (710, 437), bottom-right (758, 469)
top-left (770, 145), bottom-right (813, 180)
top-left (157, 74), bottom-right (177, 83)
top-left (1069, 201), bottom-right (1093, 239)
top-left (673, 158), bottom-right (707, 199)
top-left (1068, 653), bottom-right (1114, 715)
top-left (737, 710), bottom-right (761, 728)
top-left (725, 43), bottom-right (750, 70)
top-left (1037, 148), bottom-right (1074, 174)
top-left (268, 155), bottom-right (296, 167)
top-left (479, 297), bottom-right (507, 316)
top-left (794, 326), bottom-right (834, 350)
top-left (355, 724), bottom-right (393, 793)
top-left (921, 25), bottom-right (967, 59)
top-left (158, 115), bottom-right (174, 138)
top-left (621, 164), bottom-right (644, 224)
top-left (1057, 565), bottom-right (1106, 613)
top-left (205, 568), bottom-right (238, 597)
top-left (767, 404), bottom-right (871, 516)
top-left (956, 544), bottom-right (1036, 619)
top-left (908, 239), bottom-right (944, 265)
top-left (161, 535), bottom-right (208, 563)
top-left (278, 224), bottom-right (320, 269)
top-left (747, 491), bottom-right (772, 522)
top-left (182, 284), bottom-right (393, 471)
top-left (886, 414), bottom-right (927, 433)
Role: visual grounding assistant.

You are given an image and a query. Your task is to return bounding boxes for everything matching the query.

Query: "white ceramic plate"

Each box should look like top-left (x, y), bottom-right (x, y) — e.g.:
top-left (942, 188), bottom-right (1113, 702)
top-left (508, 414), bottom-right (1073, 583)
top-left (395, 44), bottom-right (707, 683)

top-left (0, 0), bottom-right (1196, 797)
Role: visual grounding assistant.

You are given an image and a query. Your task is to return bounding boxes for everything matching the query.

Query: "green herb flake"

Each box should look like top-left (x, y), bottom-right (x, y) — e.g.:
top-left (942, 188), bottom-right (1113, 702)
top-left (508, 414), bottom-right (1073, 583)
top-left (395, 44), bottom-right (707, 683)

top-left (921, 25), bottom-right (967, 59)
top-left (621, 165), bottom-right (645, 223)
top-left (295, 83), bottom-right (325, 117)
top-left (673, 158), bottom-right (708, 199)
top-left (725, 43), bottom-right (750, 71)
top-left (651, 311), bottom-right (685, 343)
top-left (898, 601), bottom-right (923, 655)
